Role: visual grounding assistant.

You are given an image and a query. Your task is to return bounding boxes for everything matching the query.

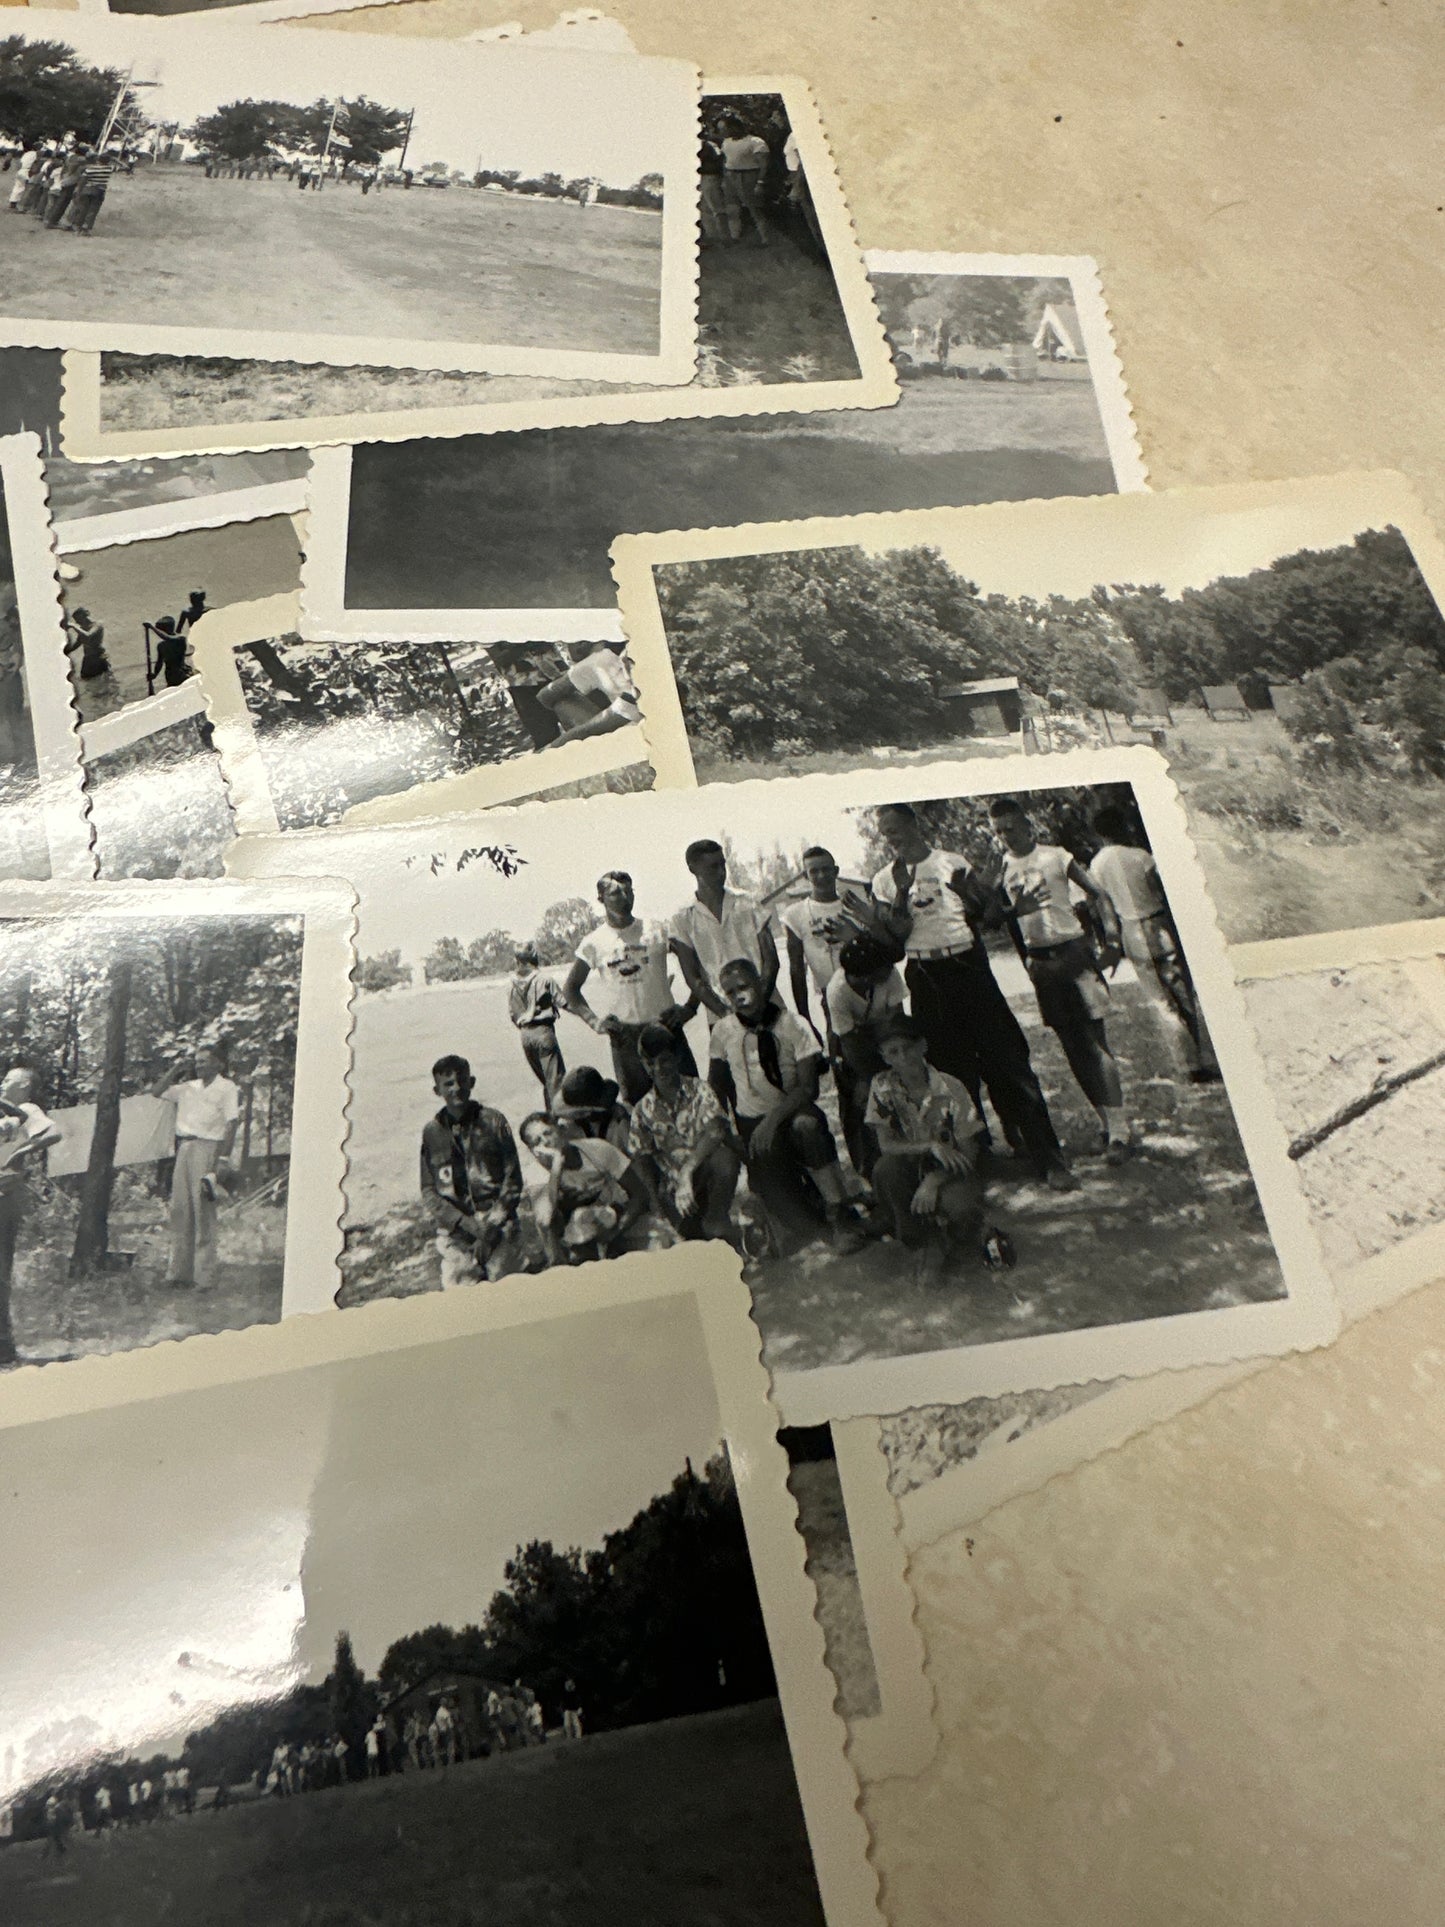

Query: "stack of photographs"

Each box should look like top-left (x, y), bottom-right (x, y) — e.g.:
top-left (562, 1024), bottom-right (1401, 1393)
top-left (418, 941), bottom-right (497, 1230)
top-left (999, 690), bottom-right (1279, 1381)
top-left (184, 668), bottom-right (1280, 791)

top-left (0, 1), bottom-right (1442, 1921)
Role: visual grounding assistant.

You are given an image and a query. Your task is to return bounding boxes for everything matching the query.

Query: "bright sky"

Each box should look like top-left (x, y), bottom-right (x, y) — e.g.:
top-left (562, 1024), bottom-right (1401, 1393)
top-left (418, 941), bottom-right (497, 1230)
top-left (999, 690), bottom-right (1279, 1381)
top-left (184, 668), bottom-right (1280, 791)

top-left (0, 1294), bottom-right (721, 1782)
top-left (855, 483), bottom-right (1399, 602)
top-left (246, 793), bottom-right (877, 972)
top-left (10, 14), bottom-right (685, 183)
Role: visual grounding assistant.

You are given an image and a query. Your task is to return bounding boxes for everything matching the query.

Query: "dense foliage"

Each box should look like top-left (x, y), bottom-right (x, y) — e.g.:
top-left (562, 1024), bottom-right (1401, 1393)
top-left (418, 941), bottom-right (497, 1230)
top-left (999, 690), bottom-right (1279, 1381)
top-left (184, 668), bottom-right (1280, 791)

top-left (0, 35), bottom-right (132, 147)
top-left (419, 898), bottom-right (596, 986)
top-left (654, 529), bottom-right (1445, 774)
top-left (187, 96), bottom-right (410, 166)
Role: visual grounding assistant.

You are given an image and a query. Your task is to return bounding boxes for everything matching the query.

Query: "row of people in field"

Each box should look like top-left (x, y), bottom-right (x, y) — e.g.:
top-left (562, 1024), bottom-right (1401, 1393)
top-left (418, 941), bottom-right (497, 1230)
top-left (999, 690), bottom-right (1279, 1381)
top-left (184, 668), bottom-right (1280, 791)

top-left (421, 797), bottom-right (1215, 1286)
top-left (5, 140), bottom-right (126, 236)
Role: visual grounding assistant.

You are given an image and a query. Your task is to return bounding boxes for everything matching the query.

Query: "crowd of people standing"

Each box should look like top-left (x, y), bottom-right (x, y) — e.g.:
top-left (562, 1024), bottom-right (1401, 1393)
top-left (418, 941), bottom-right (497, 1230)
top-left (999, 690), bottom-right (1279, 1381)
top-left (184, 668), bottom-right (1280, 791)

top-left (419, 795), bottom-right (1216, 1293)
top-left (4, 140), bottom-right (126, 237)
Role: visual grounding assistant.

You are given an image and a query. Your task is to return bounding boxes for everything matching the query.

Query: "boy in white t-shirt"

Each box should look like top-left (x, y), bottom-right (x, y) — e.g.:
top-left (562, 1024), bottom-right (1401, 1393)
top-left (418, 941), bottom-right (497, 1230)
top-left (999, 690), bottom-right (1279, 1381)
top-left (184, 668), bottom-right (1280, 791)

top-left (718, 114), bottom-right (772, 244)
top-left (1089, 805), bottom-right (1214, 1078)
top-left (152, 1041), bottom-right (241, 1289)
top-left (520, 1112), bottom-right (651, 1264)
top-left (988, 796), bottom-right (1131, 1162)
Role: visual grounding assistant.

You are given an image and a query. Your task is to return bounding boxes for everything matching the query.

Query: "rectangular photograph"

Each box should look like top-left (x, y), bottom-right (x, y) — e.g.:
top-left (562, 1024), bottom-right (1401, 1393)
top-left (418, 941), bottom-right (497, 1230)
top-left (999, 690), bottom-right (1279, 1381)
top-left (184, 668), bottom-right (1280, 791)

top-left (0, 14), bottom-right (699, 379)
top-left (0, 430), bottom-right (92, 883)
top-left (48, 448), bottom-right (309, 553)
top-left (299, 251), bottom-right (1143, 639)
top-left (0, 875), bottom-right (351, 1372)
top-left (193, 603), bottom-right (650, 834)
top-left (60, 81), bottom-right (895, 459)
top-left (225, 753), bottom-right (1337, 1422)
top-left (81, 679), bottom-right (235, 878)
top-left (614, 473), bottom-right (1445, 965)
top-left (0, 1254), bottom-right (880, 1927)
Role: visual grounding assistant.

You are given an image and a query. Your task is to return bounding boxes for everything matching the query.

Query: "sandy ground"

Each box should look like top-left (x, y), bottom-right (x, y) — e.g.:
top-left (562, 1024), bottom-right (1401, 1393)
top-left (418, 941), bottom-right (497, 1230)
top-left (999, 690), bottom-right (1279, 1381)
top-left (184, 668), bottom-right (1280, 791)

top-left (343, 376), bottom-right (1115, 609)
top-left (0, 1702), bottom-right (825, 1927)
top-left (61, 515), bottom-right (302, 721)
top-left (1, 167), bottom-right (664, 355)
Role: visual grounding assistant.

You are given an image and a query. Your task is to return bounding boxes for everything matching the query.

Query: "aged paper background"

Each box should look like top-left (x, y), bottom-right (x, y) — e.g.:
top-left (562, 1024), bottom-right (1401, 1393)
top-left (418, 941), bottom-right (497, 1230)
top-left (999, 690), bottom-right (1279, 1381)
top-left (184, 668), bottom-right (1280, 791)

top-left (52, 0), bottom-right (1445, 1918)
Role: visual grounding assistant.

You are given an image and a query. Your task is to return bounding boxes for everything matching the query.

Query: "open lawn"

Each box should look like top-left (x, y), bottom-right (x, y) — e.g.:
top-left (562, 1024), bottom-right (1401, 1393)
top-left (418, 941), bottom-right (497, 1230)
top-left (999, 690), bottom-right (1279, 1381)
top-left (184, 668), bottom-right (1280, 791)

top-left (97, 177), bottom-right (857, 431)
top-left (344, 376), bottom-right (1115, 610)
top-left (0, 1702), bottom-right (827, 1927)
top-left (62, 514), bottom-right (301, 721)
top-left (1, 168), bottom-right (663, 355)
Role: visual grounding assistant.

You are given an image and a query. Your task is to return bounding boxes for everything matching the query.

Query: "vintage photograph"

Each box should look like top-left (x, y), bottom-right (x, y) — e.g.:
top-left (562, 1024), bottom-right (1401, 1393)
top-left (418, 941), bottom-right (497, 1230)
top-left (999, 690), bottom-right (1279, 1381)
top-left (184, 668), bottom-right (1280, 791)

top-left (195, 621), bottom-right (648, 833)
top-left (615, 474), bottom-right (1445, 954)
top-left (48, 448), bottom-right (308, 552)
top-left (870, 947), bottom-right (1445, 1550)
top-left (227, 755), bottom-right (1336, 1420)
top-left (0, 432), bottom-right (92, 885)
top-left (0, 877), bottom-right (351, 1367)
top-left (59, 513), bottom-right (301, 724)
top-left (0, 14), bottom-right (699, 377)
top-left (0, 1259), bottom-right (879, 1927)
top-left (82, 682), bottom-right (235, 879)
top-left (300, 253), bottom-right (1142, 635)
top-left (63, 83), bottom-right (895, 459)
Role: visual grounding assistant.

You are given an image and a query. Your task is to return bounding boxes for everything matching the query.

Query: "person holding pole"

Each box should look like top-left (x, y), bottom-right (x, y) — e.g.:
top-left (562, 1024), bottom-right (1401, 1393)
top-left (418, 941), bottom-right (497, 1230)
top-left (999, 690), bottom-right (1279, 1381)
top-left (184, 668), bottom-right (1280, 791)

top-left (152, 1041), bottom-right (240, 1291)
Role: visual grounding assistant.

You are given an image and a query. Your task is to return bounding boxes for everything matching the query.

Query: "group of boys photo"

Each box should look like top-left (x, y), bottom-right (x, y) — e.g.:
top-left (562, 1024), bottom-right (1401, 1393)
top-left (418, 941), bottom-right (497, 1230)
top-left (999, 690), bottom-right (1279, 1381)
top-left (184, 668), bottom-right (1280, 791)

top-left (414, 783), bottom-right (1221, 1312)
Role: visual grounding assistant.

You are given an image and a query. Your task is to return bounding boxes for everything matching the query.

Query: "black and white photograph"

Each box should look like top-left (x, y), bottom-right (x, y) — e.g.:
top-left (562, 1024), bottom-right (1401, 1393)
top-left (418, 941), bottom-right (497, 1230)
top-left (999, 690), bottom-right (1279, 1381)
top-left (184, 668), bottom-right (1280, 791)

top-left (82, 683), bottom-right (235, 879)
top-left (59, 515), bottom-right (301, 724)
top-left (0, 877), bottom-right (351, 1368)
top-left (47, 448), bottom-right (309, 552)
top-left (615, 473), bottom-right (1445, 960)
top-left (0, 13), bottom-right (699, 379)
top-left (299, 251), bottom-right (1142, 637)
top-left (226, 755), bottom-right (1336, 1421)
top-left (64, 83), bottom-right (896, 460)
top-left (0, 432), bottom-right (92, 885)
top-left (0, 1258), bottom-right (879, 1927)
top-left (195, 623), bottom-right (648, 833)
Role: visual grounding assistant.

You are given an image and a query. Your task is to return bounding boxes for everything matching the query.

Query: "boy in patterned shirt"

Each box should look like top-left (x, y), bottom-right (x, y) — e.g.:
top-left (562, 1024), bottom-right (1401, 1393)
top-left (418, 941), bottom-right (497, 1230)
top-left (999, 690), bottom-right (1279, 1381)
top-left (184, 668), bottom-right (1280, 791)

top-left (628, 1023), bottom-right (740, 1242)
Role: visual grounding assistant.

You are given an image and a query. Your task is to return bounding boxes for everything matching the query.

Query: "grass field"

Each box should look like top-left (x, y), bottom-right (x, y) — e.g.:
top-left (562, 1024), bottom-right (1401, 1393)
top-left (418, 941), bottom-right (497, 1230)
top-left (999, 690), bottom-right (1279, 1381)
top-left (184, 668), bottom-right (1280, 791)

top-left (62, 514), bottom-right (301, 721)
top-left (0, 1702), bottom-right (827, 1927)
top-left (2, 168), bottom-right (663, 355)
top-left (97, 187), bottom-right (858, 430)
top-left (344, 376), bottom-right (1115, 610)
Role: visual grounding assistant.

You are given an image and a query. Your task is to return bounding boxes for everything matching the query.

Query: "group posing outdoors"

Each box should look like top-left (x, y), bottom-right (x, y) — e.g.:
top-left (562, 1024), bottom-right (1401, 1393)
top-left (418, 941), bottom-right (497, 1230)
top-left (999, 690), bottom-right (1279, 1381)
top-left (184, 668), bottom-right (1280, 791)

top-left (419, 797), bottom-right (1216, 1292)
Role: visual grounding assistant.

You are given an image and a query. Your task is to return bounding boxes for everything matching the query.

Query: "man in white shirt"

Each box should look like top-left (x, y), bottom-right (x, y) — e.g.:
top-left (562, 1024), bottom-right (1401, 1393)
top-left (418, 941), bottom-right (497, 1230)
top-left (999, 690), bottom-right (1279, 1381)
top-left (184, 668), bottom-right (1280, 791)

top-left (708, 958), bottom-right (863, 1257)
top-left (717, 113), bottom-right (772, 244)
top-left (152, 1042), bottom-right (241, 1289)
top-left (564, 869), bottom-right (699, 1102)
top-left (670, 839), bottom-right (780, 1020)
top-left (824, 932), bottom-right (908, 1178)
top-left (779, 846), bottom-right (865, 1029)
top-left (988, 796), bottom-right (1131, 1162)
top-left (867, 801), bottom-right (1076, 1190)
top-left (1089, 804), bottom-right (1214, 1078)
top-left (0, 1061), bottom-right (61, 1368)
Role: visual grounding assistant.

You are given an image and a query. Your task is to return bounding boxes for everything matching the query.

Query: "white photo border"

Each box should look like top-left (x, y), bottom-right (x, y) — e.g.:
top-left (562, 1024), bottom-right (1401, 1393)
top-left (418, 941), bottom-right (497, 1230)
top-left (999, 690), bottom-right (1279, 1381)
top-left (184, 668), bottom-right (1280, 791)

top-left (1, 431), bottom-right (95, 882)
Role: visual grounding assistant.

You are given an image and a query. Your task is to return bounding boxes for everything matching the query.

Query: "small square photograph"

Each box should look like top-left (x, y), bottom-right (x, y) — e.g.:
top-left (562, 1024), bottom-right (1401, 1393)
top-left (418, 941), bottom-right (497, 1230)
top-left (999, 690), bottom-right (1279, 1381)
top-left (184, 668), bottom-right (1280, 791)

top-left (227, 754), bottom-right (1337, 1420)
top-left (0, 877), bottom-right (351, 1369)
top-left (0, 1261), bottom-right (878, 1927)
top-left (0, 14), bottom-right (699, 379)
top-left (199, 629), bottom-right (645, 832)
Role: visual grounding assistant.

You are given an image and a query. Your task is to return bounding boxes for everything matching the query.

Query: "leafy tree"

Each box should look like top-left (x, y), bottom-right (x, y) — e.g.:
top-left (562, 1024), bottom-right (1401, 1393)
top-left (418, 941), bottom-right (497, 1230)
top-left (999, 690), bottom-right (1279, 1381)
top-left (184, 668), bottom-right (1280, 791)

top-left (356, 949), bottom-right (412, 994)
top-left (423, 935), bottom-right (469, 984)
top-left (874, 272), bottom-right (1057, 363)
top-left (187, 99), bottom-right (293, 163)
top-left (325, 1631), bottom-right (374, 1773)
top-left (533, 898), bottom-right (597, 966)
top-left (1369, 649), bottom-right (1445, 777)
top-left (0, 35), bottom-right (133, 147)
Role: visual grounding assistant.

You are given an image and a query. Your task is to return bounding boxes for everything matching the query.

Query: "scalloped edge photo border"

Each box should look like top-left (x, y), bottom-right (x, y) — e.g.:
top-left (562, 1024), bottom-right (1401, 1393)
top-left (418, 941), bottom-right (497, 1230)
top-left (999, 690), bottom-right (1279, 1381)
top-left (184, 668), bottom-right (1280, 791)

top-left (1, 431), bottom-right (95, 881)
top-left (61, 77), bottom-right (895, 462)
top-left (222, 746), bottom-right (1342, 1423)
top-left (51, 458), bottom-right (310, 555)
top-left (0, 1244), bottom-right (885, 1927)
top-left (15, 13), bottom-right (700, 380)
top-left (189, 590), bottom-right (650, 834)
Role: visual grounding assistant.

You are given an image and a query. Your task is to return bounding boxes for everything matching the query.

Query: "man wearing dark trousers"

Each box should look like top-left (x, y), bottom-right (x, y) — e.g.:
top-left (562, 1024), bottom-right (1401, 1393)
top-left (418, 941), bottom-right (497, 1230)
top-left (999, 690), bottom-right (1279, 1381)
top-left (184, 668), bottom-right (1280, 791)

top-left (864, 802), bottom-right (1077, 1191)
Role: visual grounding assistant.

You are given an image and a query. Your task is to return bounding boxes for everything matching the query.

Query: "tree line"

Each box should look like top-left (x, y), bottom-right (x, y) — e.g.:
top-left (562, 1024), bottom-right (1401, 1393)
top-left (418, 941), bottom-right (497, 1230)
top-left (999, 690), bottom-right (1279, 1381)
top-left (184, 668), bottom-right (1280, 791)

top-left (2, 1452), bottom-right (774, 1833)
top-left (188, 96), bottom-right (409, 168)
top-left (654, 527), bottom-right (1445, 775)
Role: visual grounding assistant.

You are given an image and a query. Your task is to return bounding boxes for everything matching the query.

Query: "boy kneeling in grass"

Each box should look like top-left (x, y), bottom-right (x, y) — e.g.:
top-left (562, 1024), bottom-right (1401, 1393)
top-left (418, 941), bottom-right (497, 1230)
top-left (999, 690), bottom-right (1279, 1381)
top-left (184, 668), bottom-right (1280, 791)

top-left (865, 1015), bottom-right (1015, 1285)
